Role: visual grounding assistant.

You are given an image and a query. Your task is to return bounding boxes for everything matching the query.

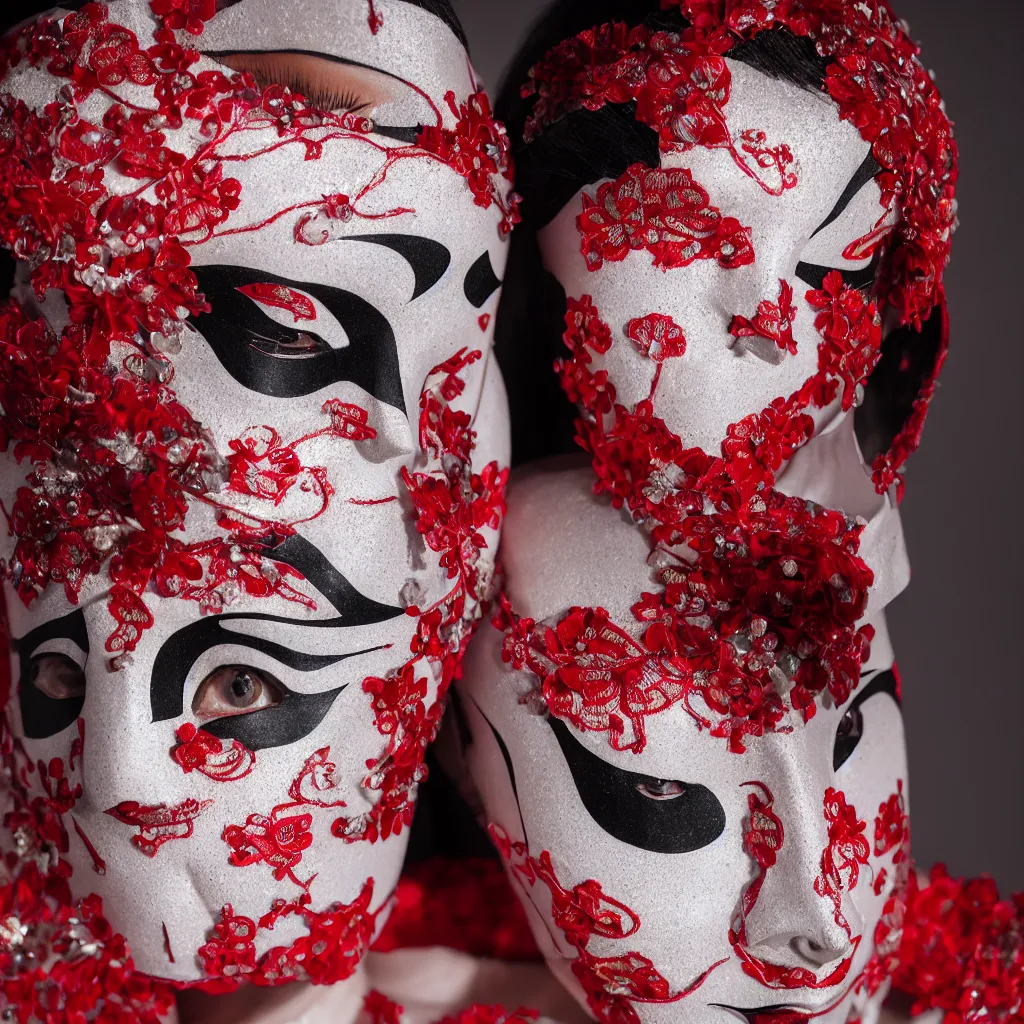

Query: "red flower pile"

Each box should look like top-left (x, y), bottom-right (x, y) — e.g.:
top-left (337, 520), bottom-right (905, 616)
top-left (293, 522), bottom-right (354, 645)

top-left (505, 285), bottom-right (877, 752)
top-left (891, 866), bottom-right (1024, 1022)
top-left (372, 857), bottom-right (540, 962)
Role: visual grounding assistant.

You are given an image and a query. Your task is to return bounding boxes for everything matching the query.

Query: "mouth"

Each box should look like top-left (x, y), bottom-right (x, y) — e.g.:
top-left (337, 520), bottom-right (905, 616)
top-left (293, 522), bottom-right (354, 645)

top-left (712, 1006), bottom-right (811, 1024)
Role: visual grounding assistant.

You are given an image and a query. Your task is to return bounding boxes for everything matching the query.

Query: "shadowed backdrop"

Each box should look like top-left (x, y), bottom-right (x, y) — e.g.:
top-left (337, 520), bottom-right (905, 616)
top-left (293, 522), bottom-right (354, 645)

top-left (451, 0), bottom-right (1024, 891)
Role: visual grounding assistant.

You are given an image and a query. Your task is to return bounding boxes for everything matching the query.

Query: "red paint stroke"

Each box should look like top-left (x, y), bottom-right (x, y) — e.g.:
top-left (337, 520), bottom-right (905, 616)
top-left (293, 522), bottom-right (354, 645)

top-left (72, 816), bottom-right (106, 875)
top-left (162, 921), bottom-right (175, 964)
top-left (478, 313), bottom-right (491, 331)
top-left (367, 0), bottom-right (383, 34)
top-left (349, 495), bottom-right (399, 506)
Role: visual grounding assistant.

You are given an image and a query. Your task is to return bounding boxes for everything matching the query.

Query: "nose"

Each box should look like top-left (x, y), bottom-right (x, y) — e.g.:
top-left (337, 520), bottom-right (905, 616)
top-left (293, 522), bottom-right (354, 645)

top-left (737, 764), bottom-right (863, 977)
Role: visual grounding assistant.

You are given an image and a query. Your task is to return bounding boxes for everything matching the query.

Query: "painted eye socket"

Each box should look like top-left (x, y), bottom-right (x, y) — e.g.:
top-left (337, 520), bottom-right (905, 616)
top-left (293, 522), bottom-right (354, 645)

top-left (549, 717), bottom-right (726, 854)
top-left (832, 705), bottom-right (865, 771)
top-left (30, 654), bottom-right (86, 701)
top-left (193, 666), bottom-right (284, 722)
top-left (636, 779), bottom-right (687, 801)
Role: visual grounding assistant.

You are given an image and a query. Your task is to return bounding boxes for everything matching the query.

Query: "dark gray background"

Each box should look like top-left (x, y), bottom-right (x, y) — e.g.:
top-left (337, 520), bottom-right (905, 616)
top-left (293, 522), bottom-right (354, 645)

top-left (451, 0), bottom-right (1024, 890)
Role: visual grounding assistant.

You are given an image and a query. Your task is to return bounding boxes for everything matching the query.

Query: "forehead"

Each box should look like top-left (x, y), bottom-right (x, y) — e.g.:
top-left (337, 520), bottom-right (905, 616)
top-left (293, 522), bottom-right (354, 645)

top-left (192, 0), bottom-right (471, 100)
top-left (664, 57), bottom-right (873, 239)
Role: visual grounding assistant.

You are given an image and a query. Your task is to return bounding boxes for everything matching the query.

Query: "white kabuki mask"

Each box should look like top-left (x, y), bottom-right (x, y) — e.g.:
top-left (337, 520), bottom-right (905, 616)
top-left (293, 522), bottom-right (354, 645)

top-left (459, 465), bottom-right (909, 1024)
top-left (457, 2), bottom-right (956, 1022)
top-left (0, 0), bottom-right (513, 995)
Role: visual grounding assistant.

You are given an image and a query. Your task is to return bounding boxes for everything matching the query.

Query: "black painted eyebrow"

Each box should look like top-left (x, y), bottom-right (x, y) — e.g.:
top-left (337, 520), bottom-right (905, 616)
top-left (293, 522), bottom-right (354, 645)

top-left (809, 151), bottom-right (883, 240)
top-left (850, 668), bottom-right (901, 712)
top-left (345, 235), bottom-right (451, 300)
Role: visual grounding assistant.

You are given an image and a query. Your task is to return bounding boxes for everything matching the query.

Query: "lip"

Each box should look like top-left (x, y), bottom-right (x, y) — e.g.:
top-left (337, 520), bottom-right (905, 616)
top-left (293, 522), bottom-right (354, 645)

top-left (712, 1007), bottom-right (811, 1024)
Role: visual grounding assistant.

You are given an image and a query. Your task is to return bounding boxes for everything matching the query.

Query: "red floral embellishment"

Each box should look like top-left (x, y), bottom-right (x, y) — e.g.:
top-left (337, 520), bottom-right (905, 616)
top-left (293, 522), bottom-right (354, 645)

top-left (494, 825), bottom-right (725, 1022)
top-left (171, 722), bottom-right (256, 782)
top-left (150, 0), bottom-right (217, 36)
top-left (891, 865), bottom-right (1024, 1020)
top-left (417, 91), bottom-right (520, 237)
top-left (197, 879), bottom-right (377, 987)
top-left (729, 279), bottom-right (798, 356)
top-left (873, 779), bottom-right (909, 862)
top-left (578, 163), bottom-right (754, 272)
top-left (626, 312), bottom-right (687, 363)
top-left (434, 1008), bottom-right (539, 1024)
top-left (814, 787), bottom-right (870, 936)
top-left (104, 797), bottom-right (214, 857)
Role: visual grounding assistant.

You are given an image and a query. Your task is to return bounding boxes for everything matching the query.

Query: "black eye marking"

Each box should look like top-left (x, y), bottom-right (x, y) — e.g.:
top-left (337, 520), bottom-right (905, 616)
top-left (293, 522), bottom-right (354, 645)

top-left (200, 676), bottom-right (346, 751)
top-left (796, 250), bottom-right (881, 293)
top-left (463, 251), bottom-right (501, 308)
top-left (833, 669), bottom-right (900, 772)
top-left (150, 535), bottom-right (403, 725)
top-left (373, 124), bottom-right (422, 144)
top-left (189, 264), bottom-right (406, 414)
top-left (344, 234), bottom-right (451, 300)
top-left (810, 151), bottom-right (882, 240)
top-left (15, 609), bottom-right (89, 740)
top-left (548, 717), bottom-right (726, 854)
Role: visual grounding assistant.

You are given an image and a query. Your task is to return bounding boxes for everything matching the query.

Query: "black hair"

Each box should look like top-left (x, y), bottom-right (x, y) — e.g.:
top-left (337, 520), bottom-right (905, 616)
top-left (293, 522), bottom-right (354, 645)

top-left (493, 0), bottom-right (943, 473)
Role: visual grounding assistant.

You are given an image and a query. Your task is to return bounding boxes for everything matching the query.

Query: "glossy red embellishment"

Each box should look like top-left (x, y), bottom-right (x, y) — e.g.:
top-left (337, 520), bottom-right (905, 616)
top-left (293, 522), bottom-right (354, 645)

top-left (578, 163), bottom-right (754, 272)
top-left (814, 787), bottom-right (869, 936)
top-left (729, 279), bottom-right (797, 356)
top-left (71, 815), bottom-right (107, 875)
top-left (197, 878), bottom-right (377, 987)
top-left (105, 797), bottom-right (214, 857)
top-left (172, 721), bottom-right (256, 781)
top-left (479, 313), bottom-right (492, 331)
top-left (236, 282), bottom-right (318, 322)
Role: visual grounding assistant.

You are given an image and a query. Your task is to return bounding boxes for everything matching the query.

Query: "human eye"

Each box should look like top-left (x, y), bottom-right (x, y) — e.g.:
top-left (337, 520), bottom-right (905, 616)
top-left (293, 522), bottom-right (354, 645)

top-left (16, 611), bottom-right (90, 740)
top-left (636, 778), bottom-right (688, 801)
top-left (192, 665), bottom-right (285, 722)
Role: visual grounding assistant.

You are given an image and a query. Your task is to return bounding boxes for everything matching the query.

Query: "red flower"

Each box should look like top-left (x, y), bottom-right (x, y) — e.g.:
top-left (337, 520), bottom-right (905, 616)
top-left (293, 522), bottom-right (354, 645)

top-left (150, 0), bottom-right (218, 35)
top-left (222, 811), bottom-right (314, 881)
top-left (626, 312), bottom-right (687, 362)
top-left (578, 163), bottom-right (754, 272)
top-left (729, 279), bottom-right (798, 356)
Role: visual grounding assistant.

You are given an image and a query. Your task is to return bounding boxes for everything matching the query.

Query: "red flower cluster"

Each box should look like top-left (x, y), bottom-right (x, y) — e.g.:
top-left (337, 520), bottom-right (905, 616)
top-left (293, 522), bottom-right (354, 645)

top-left (372, 857), bottom-right (540, 962)
top-left (362, 992), bottom-right (540, 1024)
top-left (578, 164), bottom-right (754, 272)
top-left (197, 879), bottom-right (377, 986)
top-left (507, 287), bottom-right (878, 751)
top-left (171, 721), bottom-right (256, 782)
top-left (893, 865), bottom-right (1024, 1021)
top-left (418, 91), bottom-right (521, 238)
top-left (492, 825), bottom-right (724, 1023)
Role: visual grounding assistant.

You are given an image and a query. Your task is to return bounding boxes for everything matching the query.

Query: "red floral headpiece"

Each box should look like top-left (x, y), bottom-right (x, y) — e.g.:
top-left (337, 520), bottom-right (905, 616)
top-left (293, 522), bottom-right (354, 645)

top-left (522, 0), bottom-right (958, 335)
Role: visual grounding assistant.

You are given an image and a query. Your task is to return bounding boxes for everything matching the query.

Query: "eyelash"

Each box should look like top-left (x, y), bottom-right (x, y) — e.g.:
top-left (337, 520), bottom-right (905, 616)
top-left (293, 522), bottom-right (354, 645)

top-left (242, 64), bottom-right (372, 113)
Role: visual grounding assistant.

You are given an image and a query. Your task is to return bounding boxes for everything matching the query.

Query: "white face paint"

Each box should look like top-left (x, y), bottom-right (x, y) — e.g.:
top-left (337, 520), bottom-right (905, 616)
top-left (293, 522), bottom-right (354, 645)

top-left (0, 0), bottom-right (511, 984)
top-left (459, 465), bottom-right (910, 1024)
top-left (539, 59), bottom-right (908, 614)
